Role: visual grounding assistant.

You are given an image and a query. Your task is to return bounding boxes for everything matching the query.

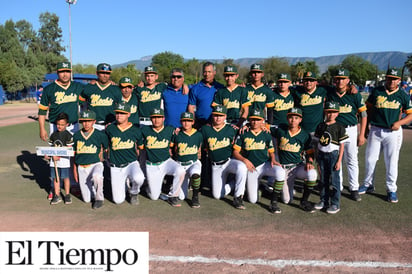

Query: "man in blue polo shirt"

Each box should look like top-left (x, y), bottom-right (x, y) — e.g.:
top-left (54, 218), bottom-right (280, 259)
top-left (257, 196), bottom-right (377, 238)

top-left (187, 62), bottom-right (224, 129)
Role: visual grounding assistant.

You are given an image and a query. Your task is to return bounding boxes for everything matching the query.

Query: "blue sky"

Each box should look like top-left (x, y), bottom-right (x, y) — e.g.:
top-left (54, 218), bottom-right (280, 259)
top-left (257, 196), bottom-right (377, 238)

top-left (1, 0), bottom-right (411, 66)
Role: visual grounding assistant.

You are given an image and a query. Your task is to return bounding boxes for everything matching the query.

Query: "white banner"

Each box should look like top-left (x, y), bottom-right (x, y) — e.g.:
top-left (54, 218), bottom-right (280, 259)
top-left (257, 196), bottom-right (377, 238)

top-left (0, 232), bottom-right (149, 274)
top-left (36, 146), bottom-right (74, 157)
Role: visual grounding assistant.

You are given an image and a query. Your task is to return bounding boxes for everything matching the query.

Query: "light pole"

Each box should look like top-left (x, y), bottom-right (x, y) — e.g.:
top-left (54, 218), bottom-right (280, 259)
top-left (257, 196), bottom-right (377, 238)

top-left (66, 0), bottom-right (77, 80)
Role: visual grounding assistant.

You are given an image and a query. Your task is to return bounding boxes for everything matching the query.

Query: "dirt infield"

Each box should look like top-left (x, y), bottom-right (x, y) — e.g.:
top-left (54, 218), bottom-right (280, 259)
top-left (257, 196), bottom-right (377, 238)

top-left (1, 102), bottom-right (412, 273)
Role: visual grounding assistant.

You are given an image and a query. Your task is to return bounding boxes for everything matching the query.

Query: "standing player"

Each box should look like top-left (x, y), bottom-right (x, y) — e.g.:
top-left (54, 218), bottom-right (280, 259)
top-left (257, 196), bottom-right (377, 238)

top-left (80, 63), bottom-right (122, 130)
top-left (173, 112), bottom-right (203, 208)
top-left (233, 109), bottom-right (285, 213)
top-left (201, 105), bottom-right (248, 209)
top-left (106, 102), bottom-right (145, 205)
top-left (327, 68), bottom-right (367, 201)
top-left (73, 110), bottom-right (108, 209)
top-left (119, 76), bottom-right (140, 126)
top-left (212, 65), bottom-right (251, 129)
top-left (38, 62), bottom-right (84, 141)
top-left (359, 67), bottom-right (412, 203)
top-left (271, 73), bottom-right (295, 128)
top-left (245, 64), bottom-right (274, 124)
top-left (271, 108), bottom-right (318, 212)
top-left (140, 108), bottom-right (186, 206)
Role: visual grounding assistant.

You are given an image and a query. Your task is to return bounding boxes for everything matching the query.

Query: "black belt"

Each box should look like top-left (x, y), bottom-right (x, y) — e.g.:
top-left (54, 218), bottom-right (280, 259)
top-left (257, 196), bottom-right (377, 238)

top-left (282, 163), bottom-right (298, 170)
top-left (178, 160), bottom-right (196, 166)
top-left (212, 158), bottom-right (229, 166)
top-left (139, 117), bottom-right (151, 121)
top-left (110, 162), bottom-right (132, 168)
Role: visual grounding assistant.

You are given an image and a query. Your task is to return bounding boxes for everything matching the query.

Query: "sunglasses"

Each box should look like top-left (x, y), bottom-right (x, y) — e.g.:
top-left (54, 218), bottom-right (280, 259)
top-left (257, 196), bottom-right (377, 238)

top-left (171, 75), bottom-right (183, 79)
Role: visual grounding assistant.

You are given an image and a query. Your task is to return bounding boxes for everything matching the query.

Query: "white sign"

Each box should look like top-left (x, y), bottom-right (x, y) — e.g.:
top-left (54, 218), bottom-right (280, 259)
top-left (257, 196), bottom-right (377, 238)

top-left (36, 146), bottom-right (74, 157)
top-left (0, 232), bottom-right (149, 274)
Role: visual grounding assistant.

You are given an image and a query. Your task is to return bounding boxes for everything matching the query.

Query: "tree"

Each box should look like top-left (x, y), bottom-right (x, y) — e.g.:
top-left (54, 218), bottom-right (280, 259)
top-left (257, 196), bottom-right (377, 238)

top-left (151, 51), bottom-right (185, 82)
top-left (291, 61), bottom-right (305, 83)
top-left (110, 64), bottom-right (142, 85)
top-left (340, 55), bottom-right (377, 86)
top-left (262, 57), bottom-right (290, 83)
top-left (403, 55), bottom-right (412, 79)
top-left (184, 58), bottom-right (201, 84)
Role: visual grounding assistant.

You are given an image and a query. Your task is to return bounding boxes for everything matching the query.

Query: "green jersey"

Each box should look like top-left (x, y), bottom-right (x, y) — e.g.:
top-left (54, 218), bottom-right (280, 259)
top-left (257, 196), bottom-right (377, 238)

top-left (366, 86), bottom-right (412, 128)
top-left (327, 91), bottom-right (367, 126)
top-left (73, 128), bottom-right (108, 165)
top-left (80, 82), bottom-right (122, 124)
top-left (233, 129), bottom-right (274, 167)
top-left (122, 93), bottom-right (140, 125)
top-left (293, 86), bottom-right (327, 132)
top-left (106, 123), bottom-right (143, 167)
top-left (140, 125), bottom-right (175, 163)
top-left (272, 125), bottom-right (313, 165)
top-left (134, 82), bottom-right (167, 118)
top-left (173, 128), bottom-right (203, 163)
top-left (213, 85), bottom-right (251, 120)
top-left (245, 84), bottom-right (274, 111)
top-left (272, 90), bottom-right (295, 127)
top-left (38, 81), bottom-right (84, 124)
top-left (201, 124), bottom-right (236, 162)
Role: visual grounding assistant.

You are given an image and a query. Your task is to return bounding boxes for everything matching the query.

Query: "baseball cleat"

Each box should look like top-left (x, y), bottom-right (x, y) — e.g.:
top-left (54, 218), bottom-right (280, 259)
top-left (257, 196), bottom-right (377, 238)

top-left (358, 184), bottom-right (374, 194)
top-left (269, 202), bottom-right (281, 214)
top-left (314, 201), bottom-right (325, 210)
top-left (64, 194), bottom-right (72, 205)
top-left (168, 197), bottom-right (181, 207)
top-left (47, 192), bottom-right (53, 201)
top-left (92, 200), bottom-right (103, 209)
top-left (233, 196), bottom-right (245, 210)
top-left (350, 190), bottom-right (361, 201)
top-left (130, 194), bottom-right (139, 205)
top-left (326, 205), bottom-right (340, 214)
top-left (191, 196), bottom-right (200, 208)
top-left (300, 201), bottom-right (315, 213)
top-left (387, 192), bottom-right (398, 203)
top-left (50, 195), bottom-right (62, 205)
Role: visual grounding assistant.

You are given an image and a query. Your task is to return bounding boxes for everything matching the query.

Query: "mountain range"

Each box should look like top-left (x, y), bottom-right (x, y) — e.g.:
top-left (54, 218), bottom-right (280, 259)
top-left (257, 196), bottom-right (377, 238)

top-left (114, 51), bottom-right (411, 73)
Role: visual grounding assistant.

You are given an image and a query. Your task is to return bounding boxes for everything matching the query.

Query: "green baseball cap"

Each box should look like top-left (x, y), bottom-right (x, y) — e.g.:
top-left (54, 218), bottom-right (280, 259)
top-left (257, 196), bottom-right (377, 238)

top-left (97, 63), bottom-right (112, 73)
top-left (287, 107), bottom-right (303, 117)
top-left (250, 63), bottom-right (264, 72)
top-left (57, 61), bottom-right (72, 72)
top-left (324, 101), bottom-right (340, 112)
top-left (334, 68), bottom-right (350, 79)
top-left (248, 108), bottom-right (264, 120)
top-left (223, 65), bottom-right (238, 75)
top-left (144, 66), bottom-right (158, 74)
top-left (150, 108), bottom-right (164, 117)
top-left (180, 112), bottom-right (194, 121)
top-left (79, 110), bottom-right (96, 121)
top-left (277, 73), bottom-right (291, 82)
top-left (212, 105), bottom-right (227, 115)
top-left (114, 102), bottom-right (131, 114)
top-left (302, 71), bottom-right (317, 80)
top-left (386, 67), bottom-right (401, 79)
top-left (119, 76), bottom-right (133, 87)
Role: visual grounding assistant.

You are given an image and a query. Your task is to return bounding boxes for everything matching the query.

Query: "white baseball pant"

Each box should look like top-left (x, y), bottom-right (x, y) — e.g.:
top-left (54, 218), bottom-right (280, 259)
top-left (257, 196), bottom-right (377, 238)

top-left (146, 158), bottom-right (185, 200)
top-left (211, 158), bottom-right (247, 199)
top-left (246, 161), bottom-right (285, 204)
top-left (177, 160), bottom-right (202, 200)
top-left (77, 162), bottom-right (104, 203)
top-left (110, 161), bottom-right (145, 204)
top-left (363, 126), bottom-right (403, 192)
top-left (340, 125), bottom-right (359, 191)
top-left (282, 163), bottom-right (317, 204)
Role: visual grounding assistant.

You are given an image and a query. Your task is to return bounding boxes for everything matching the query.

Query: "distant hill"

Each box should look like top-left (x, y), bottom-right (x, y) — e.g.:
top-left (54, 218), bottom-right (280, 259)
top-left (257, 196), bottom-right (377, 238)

top-left (114, 51), bottom-right (411, 73)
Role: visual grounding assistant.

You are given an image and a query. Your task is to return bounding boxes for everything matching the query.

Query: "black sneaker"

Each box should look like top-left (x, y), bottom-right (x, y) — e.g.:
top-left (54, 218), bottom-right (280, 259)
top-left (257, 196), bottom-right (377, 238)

top-left (92, 200), bottom-right (103, 209)
top-left (191, 195), bottom-right (200, 208)
top-left (350, 190), bottom-right (361, 202)
top-left (269, 202), bottom-right (281, 214)
top-left (300, 200), bottom-right (315, 213)
top-left (64, 194), bottom-right (72, 205)
top-left (130, 194), bottom-right (139, 205)
top-left (168, 197), bottom-right (181, 207)
top-left (50, 195), bottom-right (62, 205)
top-left (233, 196), bottom-right (245, 210)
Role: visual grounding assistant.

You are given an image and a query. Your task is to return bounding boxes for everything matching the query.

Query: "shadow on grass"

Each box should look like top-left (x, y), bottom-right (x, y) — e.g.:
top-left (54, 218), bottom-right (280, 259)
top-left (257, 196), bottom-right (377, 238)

top-left (16, 150), bottom-right (50, 193)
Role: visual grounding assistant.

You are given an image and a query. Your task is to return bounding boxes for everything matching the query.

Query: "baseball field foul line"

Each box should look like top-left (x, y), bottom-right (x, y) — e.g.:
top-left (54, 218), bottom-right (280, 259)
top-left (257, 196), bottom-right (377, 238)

top-left (150, 255), bottom-right (412, 269)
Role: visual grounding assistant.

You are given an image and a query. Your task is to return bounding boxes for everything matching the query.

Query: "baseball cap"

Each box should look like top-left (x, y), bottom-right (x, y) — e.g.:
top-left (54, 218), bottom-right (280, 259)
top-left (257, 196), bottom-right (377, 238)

top-left (302, 71), bottom-right (317, 80)
top-left (212, 105), bottom-right (227, 115)
top-left (223, 65), bottom-right (238, 75)
top-left (79, 110), bottom-right (96, 121)
top-left (248, 108), bottom-right (264, 120)
top-left (334, 68), bottom-right (350, 79)
top-left (180, 112), bottom-right (194, 121)
top-left (144, 66), bottom-right (158, 74)
top-left (250, 63), bottom-right (264, 72)
top-left (114, 102), bottom-right (131, 114)
top-left (277, 73), bottom-right (291, 82)
top-left (386, 67), bottom-right (401, 79)
top-left (119, 77), bottom-right (133, 87)
top-left (57, 61), bottom-right (72, 72)
top-left (96, 63), bottom-right (112, 73)
top-left (324, 101), bottom-right (340, 112)
top-left (150, 108), bottom-right (164, 117)
top-left (287, 107), bottom-right (303, 117)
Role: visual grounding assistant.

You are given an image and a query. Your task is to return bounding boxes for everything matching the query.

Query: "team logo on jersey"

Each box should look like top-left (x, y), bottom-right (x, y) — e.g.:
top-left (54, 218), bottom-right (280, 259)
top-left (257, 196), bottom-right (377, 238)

top-left (243, 138), bottom-right (266, 150)
top-left (140, 91), bottom-right (161, 103)
top-left (207, 137), bottom-right (231, 151)
top-left (252, 93), bottom-right (267, 103)
top-left (111, 137), bottom-right (134, 150)
top-left (54, 91), bottom-right (77, 104)
top-left (278, 137), bottom-right (301, 152)
top-left (146, 136), bottom-right (169, 149)
top-left (300, 94), bottom-right (322, 106)
top-left (319, 132), bottom-right (332, 146)
top-left (274, 99), bottom-right (294, 111)
top-left (76, 141), bottom-right (98, 154)
top-left (339, 104), bottom-right (352, 113)
top-left (376, 96), bottom-right (401, 109)
top-left (90, 94), bottom-right (114, 106)
top-left (177, 143), bottom-right (199, 156)
top-left (223, 98), bottom-right (240, 109)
